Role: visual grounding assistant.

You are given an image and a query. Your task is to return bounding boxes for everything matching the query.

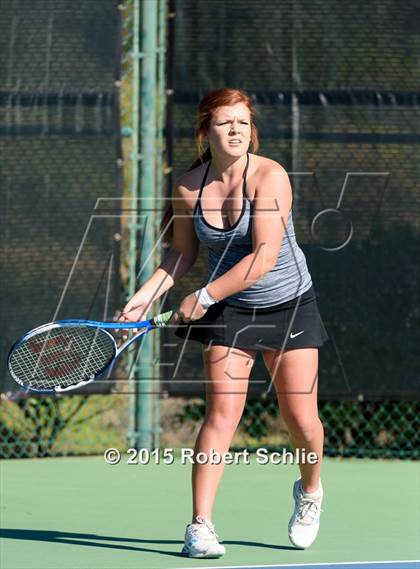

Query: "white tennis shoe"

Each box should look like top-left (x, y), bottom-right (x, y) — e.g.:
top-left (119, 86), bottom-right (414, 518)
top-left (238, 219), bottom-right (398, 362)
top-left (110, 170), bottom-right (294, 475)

top-left (181, 516), bottom-right (226, 558)
top-left (288, 478), bottom-right (323, 549)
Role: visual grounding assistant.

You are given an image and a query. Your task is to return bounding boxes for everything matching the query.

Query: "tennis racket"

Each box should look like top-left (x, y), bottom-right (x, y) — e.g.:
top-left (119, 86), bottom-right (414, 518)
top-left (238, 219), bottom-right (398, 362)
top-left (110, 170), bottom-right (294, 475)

top-left (7, 310), bottom-right (174, 393)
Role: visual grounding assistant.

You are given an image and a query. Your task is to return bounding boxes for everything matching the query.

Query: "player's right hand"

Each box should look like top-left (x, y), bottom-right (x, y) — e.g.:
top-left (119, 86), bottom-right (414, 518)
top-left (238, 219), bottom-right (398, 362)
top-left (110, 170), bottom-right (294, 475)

top-left (117, 293), bottom-right (151, 339)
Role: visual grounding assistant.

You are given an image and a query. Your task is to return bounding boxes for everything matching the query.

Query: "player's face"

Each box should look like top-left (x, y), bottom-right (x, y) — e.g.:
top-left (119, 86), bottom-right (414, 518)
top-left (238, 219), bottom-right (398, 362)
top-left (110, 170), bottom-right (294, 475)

top-left (206, 103), bottom-right (252, 157)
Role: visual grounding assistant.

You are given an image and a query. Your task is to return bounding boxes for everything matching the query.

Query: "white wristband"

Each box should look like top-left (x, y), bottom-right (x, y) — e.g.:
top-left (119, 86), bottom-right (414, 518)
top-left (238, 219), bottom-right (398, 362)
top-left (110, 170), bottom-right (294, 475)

top-left (194, 286), bottom-right (217, 309)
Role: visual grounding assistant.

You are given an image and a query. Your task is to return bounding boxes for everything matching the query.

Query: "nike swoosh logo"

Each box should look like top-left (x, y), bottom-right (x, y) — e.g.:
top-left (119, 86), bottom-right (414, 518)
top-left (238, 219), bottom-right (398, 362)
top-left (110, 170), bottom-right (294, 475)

top-left (290, 331), bottom-right (304, 339)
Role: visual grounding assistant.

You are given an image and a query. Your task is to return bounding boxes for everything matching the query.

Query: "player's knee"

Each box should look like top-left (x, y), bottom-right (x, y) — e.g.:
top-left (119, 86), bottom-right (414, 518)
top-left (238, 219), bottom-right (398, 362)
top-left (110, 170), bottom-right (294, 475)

top-left (205, 407), bottom-right (242, 433)
top-left (285, 414), bottom-right (323, 443)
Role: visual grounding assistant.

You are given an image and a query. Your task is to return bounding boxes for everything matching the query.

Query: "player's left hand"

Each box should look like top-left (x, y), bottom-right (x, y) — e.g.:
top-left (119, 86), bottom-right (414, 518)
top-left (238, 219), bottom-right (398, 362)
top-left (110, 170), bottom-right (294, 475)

top-left (173, 292), bottom-right (208, 323)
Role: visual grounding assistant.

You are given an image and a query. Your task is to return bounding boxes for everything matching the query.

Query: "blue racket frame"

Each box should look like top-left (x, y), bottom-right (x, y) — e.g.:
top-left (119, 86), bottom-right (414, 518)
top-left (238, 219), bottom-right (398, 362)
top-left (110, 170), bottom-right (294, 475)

top-left (7, 311), bottom-right (173, 393)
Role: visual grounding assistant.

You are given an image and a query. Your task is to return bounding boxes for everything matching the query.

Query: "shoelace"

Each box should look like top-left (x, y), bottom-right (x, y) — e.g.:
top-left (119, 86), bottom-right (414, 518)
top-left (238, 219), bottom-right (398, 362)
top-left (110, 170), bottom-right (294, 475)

top-left (190, 516), bottom-right (220, 539)
top-left (297, 497), bottom-right (322, 525)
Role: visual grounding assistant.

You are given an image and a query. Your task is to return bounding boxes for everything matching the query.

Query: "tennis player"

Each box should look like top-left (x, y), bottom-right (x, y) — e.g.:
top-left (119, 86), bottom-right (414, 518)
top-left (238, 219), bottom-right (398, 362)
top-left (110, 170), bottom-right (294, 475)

top-left (120, 88), bottom-right (329, 558)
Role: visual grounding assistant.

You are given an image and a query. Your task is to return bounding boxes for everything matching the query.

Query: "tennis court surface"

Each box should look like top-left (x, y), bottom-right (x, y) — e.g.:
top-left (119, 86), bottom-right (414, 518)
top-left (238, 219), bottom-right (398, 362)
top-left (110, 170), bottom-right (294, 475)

top-left (1, 456), bottom-right (418, 569)
top-left (183, 561), bottom-right (419, 569)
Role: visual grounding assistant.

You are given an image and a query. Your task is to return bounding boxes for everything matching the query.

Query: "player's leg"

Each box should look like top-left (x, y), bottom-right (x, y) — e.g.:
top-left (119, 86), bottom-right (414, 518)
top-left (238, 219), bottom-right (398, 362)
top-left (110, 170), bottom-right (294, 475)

top-left (262, 347), bottom-right (324, 548)
top-left (263, 347), bottom-right (322, 488)
top-left (182, 344), bottom-right (256, 559)
top-left (193, 343), bottom-right (257, 520)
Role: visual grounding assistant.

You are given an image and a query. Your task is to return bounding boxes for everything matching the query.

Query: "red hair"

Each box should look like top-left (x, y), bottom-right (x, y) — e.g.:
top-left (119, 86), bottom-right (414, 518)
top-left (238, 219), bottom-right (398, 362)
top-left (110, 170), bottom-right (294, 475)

top-left (161, 88), bottom-right (259, 244)
top-left (194, 87), bottom-right (259, 163)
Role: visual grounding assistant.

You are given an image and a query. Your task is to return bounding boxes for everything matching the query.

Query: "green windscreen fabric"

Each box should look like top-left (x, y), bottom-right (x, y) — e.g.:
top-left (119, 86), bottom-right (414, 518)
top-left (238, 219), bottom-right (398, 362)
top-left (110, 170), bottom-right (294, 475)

top-left (164, 0), bottom-right (419, 399)
top-left (0, 0), bottom-right (121, 394)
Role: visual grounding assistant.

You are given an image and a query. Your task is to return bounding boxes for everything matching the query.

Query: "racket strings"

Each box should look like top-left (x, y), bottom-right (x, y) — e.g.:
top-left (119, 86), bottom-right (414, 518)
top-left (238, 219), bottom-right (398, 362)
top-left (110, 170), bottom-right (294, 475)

top-left (9, 326), bottom-right (115, 390)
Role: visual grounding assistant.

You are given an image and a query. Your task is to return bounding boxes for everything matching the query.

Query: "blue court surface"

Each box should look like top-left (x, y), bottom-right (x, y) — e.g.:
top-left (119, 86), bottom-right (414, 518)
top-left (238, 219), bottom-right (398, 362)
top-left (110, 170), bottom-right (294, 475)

top-left (178, 562), bottom-right (420, 569)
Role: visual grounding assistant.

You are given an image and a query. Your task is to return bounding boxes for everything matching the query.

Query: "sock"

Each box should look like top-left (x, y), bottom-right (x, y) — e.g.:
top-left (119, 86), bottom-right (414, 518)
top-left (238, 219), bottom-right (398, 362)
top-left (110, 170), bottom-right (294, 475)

top-left (300, 479), bottom-right (322, 499)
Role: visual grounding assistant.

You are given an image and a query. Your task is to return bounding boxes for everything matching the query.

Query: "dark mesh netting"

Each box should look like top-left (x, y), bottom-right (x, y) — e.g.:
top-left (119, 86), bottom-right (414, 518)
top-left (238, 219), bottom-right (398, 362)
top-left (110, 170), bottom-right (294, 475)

top-left (0, 0), bottom-right (121, 394)
top-left (164, 0), bottom-right (420, 400)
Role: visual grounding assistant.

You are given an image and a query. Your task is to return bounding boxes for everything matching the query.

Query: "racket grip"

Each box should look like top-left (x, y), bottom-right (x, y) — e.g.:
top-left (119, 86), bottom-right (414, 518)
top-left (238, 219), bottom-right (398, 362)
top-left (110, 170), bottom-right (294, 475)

top-left (150, 309), bottom-right (174, 328)
top-left (55, 378), bottom-right (94, 393)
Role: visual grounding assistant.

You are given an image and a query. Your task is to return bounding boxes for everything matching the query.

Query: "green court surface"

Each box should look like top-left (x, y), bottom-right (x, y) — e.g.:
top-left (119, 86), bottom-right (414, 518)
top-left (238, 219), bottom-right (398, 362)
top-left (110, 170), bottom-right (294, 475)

top-left (1, 456), bottom-right (419, 569)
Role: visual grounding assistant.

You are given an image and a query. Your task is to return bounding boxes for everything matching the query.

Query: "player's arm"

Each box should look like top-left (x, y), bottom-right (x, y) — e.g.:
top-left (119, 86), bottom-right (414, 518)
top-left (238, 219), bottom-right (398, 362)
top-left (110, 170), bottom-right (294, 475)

top-left (206, 166), bottom-right (292, 302)
top-left (134, 181), bottom-right (200, 303)
top-left (161, 180), bottom-right (200, 281)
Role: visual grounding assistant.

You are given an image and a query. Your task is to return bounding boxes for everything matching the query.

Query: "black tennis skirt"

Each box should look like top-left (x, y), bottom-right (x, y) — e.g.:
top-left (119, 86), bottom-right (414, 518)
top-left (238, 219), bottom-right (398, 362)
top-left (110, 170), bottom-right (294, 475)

top-left (173, 284), bottom-right (329, 352)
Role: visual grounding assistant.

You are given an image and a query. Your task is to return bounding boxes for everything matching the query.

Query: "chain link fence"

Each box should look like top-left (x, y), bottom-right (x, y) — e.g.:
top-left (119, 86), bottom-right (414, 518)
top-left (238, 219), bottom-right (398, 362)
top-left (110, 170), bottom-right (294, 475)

top-left (1, 1), bottom-right (418, 460)
top-left (1, 394), bottom-right (418, 459)
top-left (0, 0), bottom-right (127, 459)
top-left (159, 399), bottom-right (419, 460)
top-left (0, 394), bottom-right (128, 459)
top-left (160, 0), bottom-right (419, 461)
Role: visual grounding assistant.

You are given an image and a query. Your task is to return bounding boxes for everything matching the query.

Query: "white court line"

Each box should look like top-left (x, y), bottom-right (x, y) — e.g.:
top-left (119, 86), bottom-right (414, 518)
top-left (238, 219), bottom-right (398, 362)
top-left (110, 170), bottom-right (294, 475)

top-left (174, 560), bottom-right (420, 569)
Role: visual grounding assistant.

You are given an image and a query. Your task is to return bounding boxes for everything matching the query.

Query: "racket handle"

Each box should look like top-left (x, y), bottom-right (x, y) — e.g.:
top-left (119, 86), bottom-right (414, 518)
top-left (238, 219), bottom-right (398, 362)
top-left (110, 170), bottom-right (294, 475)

top-left (150, 309), bottom-right (174, 328)
top-left (55, 378), bottom-right (94, 393)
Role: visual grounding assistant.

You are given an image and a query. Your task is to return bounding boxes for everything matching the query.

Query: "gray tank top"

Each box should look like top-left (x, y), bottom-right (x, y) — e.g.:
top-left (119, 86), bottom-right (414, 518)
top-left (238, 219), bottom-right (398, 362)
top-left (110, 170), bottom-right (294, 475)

top-left (193, 153), bottom-right (313, 308)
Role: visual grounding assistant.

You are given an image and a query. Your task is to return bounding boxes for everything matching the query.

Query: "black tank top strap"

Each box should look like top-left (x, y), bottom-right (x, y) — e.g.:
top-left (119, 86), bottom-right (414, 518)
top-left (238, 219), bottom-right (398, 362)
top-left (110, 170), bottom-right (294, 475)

top-left (242, 152), bottom-right (250, 200)
top-left (199, 160), bottom-right (212, 194)
top-left (194, 160), bottom-right (211, 214)
top-left (195, 153), bottom-right (250, 214)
